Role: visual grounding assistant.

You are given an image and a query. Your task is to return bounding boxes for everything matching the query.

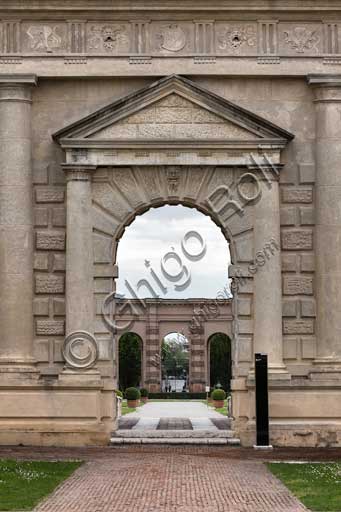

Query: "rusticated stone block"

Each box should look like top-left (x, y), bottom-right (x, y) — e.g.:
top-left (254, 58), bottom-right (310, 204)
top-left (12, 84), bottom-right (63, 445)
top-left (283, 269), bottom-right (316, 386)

top-left (281, 253), bottom-right (298, 272)
top-left (34, 252), bottom-right (49, 271)
top-left (238, 337), bottom-right (252, 362)
top-left (53, 254), bottom-right (66, 272)
top-left (36, 231), bottom-right (65, 251)
top-left (301, 299), bottom-right (316, 317)
top-left (283, 337), bottom-right (298, 359)
top-left (280, 207), bottom-right (296, 226)
top-left (283, 276), bottom-right (313, 295)
top-left (302, 337), bottom-right (316, 359)
top-left (301, 254), bottom-right (315, 273)
top-left (35, 275), bottom-right (65, 294)
top-left (53, 298), bottom-right (65, 316)
top-left (237, 298), bottom-right (252, 316)
top-left (299, 207), bottom-right (315, 226)
top-left (34, 207), bottom-right (49, 227)
top-left (35, 188), bottom-right (65, 204)
top-left (33, 298), bottom-right (49, 316)
top-left (282, 300), bottom-right (297, 317)
top-left (282, 188), bottom-right (313, 204)
top-left (283, 319), bottom-right (314, 335)
top-left (281, 230), bottom-right (313, 250)
top-left (52, 207), bottom-right (66, 227)
top-left (299, 164), bottom-right (315, 185)
top-left (36, 320), bottom-right (65, 336)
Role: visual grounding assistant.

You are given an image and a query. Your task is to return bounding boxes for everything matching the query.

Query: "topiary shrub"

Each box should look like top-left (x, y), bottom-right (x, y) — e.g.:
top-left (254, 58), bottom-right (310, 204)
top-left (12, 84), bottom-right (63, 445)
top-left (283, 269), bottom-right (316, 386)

top-left (125, 387), bottom-right (141, 400)
top-left (211, 388), bottom-right (226, 401)
top-left (140, 388), bottom-right (149, 398)
top-left (114, 389), bottom-right (123, 398)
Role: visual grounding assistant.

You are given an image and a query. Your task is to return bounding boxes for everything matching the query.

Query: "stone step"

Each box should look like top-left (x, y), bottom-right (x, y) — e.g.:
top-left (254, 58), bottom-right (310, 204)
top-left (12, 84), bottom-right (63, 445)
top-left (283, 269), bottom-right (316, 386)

top-left (112, 429), bottom-right (236, 438)
top-left (110, 437), bottom-right (241, 445)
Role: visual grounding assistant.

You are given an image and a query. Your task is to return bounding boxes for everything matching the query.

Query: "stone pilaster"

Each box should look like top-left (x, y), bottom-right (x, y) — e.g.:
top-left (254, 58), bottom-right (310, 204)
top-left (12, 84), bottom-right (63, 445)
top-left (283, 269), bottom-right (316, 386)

top-left (308, 75), bottom-right (341, 369)
top-left (253, 170), bottom-right (289, 377)
top-left (63, 165), bottom-right (96, 336)
top-left (0, 75), bottom-right (37, 369)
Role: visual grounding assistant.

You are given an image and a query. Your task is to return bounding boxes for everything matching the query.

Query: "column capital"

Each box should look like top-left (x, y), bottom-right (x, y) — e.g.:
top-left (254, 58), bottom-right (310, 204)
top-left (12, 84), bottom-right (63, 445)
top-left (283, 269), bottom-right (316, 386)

top-left (62, 164), bottom-right (97, 182)
top-left (0, 74), bottom-right (37, 102)
top-left (307, 74), bottom-right (341, 101)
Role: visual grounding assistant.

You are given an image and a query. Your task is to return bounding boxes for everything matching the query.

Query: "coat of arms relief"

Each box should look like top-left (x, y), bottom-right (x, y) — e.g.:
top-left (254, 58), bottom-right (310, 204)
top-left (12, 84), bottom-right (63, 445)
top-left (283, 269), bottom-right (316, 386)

top-left (156, 24), bottom-right (187, 52)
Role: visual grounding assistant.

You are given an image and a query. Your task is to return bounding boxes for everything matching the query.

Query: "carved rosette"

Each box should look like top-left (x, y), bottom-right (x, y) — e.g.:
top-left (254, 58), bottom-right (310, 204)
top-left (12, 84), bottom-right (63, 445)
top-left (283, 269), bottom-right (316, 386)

top-left (62, 331), bottom-right (99, 369)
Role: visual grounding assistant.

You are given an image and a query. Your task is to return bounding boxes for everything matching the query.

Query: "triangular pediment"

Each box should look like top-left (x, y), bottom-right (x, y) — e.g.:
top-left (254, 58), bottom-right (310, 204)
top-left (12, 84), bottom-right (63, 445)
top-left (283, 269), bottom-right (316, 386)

top-left (53, 75), bottom-right (294, 144)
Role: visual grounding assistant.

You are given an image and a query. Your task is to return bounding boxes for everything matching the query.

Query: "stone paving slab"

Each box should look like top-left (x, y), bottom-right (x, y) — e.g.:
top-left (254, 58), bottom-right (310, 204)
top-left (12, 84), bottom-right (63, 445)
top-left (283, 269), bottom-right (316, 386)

top-left (34, 451), bottom-right (308, 512)
top-left (128, 401), bottom-right (223, 418)
top-left (157, 417), bottom-right (193, 430)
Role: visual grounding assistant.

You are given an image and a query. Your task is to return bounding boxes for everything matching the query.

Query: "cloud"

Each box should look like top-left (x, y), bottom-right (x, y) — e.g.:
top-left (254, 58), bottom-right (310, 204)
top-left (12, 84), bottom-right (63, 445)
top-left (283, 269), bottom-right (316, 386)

top-left (116, 205), bottom-right (230, 299)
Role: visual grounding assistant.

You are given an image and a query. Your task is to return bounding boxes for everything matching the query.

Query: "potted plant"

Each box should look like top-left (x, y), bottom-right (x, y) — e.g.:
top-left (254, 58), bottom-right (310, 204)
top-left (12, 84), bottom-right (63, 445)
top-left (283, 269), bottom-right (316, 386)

top-left (140, 388), bottom-right (149, 404)
top-left (125, 387), bottom-right (141, 408)
top-left (211, 388), bottom-right (226, 409)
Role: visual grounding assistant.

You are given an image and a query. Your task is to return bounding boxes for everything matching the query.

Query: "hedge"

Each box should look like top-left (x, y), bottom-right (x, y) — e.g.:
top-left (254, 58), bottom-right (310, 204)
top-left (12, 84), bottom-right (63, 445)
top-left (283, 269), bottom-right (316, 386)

top-left (148, 392), bottom-right (206, 399)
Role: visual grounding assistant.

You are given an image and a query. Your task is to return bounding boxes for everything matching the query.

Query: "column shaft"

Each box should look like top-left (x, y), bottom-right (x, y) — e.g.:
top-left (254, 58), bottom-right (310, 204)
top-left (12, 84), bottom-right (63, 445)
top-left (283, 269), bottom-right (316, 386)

top-left (0, 77), bottom-right (36, 366)
top-left (253, 178), bottom-right (287, 375)
top-left (308, 76), bottom-right (341, 364)
top-left (64, 166), bottom-right (96, 335)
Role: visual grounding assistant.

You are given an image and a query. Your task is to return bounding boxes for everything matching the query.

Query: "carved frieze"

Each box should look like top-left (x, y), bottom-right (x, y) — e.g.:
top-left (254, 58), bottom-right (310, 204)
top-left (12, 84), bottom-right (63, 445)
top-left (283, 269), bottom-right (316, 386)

top-left (151, 22), bottom-right (193, 54)
top-left (87, 24), bottom-right (130, 53)
top-left (279, 24), bottom-right (322, 55)
top-left (22, 23), bottom-right (66, 53)
top-left (216, 24), bottom-right (257, 54)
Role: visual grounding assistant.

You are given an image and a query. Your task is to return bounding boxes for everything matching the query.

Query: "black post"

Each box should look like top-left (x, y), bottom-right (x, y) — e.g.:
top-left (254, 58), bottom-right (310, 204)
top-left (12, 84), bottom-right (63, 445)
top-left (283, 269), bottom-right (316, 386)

top-left (255, 353), bottom-right (270, 447)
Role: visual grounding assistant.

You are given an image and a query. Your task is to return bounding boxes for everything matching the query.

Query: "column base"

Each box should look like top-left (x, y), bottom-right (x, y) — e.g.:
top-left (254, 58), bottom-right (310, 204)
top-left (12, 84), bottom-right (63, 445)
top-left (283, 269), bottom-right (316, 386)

top-left (310, 359), bottom-right (341, 380)
top-left (0, 357), bottom-right (38, 377)
top-left (248, 365), bottom-right (291, 382)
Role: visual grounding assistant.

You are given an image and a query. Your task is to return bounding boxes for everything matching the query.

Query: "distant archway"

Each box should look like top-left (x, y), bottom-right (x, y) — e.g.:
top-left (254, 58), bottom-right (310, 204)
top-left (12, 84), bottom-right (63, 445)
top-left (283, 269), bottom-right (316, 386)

top-left (118, 332), bottom-right (142, 391)
top-left (162, 332), bottom-right (189, 392)
top-left (208, 333), bottom-right (232, 392)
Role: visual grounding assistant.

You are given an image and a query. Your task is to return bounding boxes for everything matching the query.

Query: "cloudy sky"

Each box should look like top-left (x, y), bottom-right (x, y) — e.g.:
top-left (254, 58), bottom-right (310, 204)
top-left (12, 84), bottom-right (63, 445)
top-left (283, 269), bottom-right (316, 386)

top-left (116, 205), bottom-right (230, 299)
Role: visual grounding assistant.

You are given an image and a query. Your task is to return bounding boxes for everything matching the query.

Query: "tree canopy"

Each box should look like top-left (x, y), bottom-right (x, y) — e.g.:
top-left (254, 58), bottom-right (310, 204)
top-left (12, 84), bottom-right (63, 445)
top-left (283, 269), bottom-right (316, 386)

top-left (119, 332), bottom-right (142, 390)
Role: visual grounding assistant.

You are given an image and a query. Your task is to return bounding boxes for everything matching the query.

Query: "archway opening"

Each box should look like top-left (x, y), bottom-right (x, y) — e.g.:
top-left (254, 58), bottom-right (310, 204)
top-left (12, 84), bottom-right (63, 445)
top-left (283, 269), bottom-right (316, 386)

top-left (118, 332), bottom-right (142, 391)
top-left (161, 332), bottom-right (189, 392)
top-left (208, 333), bottom-right (232, 392)
top-left (115, 204), bottom-right (232, 394)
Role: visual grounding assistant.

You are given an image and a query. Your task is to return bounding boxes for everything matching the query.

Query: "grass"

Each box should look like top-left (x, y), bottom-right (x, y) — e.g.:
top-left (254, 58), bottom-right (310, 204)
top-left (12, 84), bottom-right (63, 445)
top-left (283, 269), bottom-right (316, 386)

top-left (268, 462), bottom-right (341, 511)
top-left (0, 459), bottom-right (82, 511)
top-left (121, 399), bottom-right (137, 415)
top-left (201, 399), bottom-right (229, 416)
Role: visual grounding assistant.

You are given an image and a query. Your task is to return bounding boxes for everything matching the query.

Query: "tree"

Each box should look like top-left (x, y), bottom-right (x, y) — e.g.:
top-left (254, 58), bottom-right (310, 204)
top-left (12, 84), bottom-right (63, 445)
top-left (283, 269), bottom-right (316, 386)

top-left (162, 334), bottom-right (189, 381)
top-left (119, 332), bottom-right (142, 390)
top-left (209, 333), bottom-right (231, 391)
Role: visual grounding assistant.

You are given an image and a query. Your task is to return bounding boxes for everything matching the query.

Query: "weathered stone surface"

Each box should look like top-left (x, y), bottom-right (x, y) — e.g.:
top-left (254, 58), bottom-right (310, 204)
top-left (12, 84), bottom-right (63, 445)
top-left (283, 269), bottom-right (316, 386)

top-left (238, 337), bottom-right (252, 362)
top-left (282, 300), bottom-right (297, 317)
top-left (301, 299), bottom-right (316, 317)
top-left (237, 298), bottom-right (252, 316)
top-left (33, 298), bottom-right (50, 316)
top-left (302, 337), bottom-right (317, 359)
top-left (281, 230), bottom-right (313, 250)
top-left (34, 252), bottom-right (49, 271)
top-left (52, 207), bottom-right (66, 227)
top-left (301, 254), bottom-right (315, 273)
top-left (53, 298), bottom-right (65, 316)
top-left (299, 207), bottom-right (315, 225)
top-left (281, 253), bottom-right (298, 272)
top-left (36, 231), bottom-right (65, 251)
top-left (35, 275), bottom-right (65, 294)
top-left (280, 207), bottom-right (296, 226)
top-left (283, 337), bottom-right (298, 359)
top-left (35, 188), bottom-right (65, 204)
top-left (282, 188), bottom-right (313, 204)
top-left (283, 276), bottom-right (313, 295)
top-left (52, 254), bottom-right (66, 272)
top-left (299, 164), bottom-right (315, 185)
top-left (34, 207), bottom-right (49, 227)
top-left (36, 320), bottom-right (65, 336)
top-left (283, 319), bottom-right (314, 335)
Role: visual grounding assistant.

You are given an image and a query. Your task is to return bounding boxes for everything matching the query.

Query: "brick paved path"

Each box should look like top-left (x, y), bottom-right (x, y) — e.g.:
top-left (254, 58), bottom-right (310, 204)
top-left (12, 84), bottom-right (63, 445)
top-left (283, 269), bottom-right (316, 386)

top-left (34, 450), bottom-right (307, 512)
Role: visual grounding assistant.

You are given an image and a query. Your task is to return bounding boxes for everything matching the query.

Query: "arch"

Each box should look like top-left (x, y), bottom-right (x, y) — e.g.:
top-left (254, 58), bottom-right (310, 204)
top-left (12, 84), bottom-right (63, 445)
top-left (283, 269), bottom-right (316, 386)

top-left (161, 331), bottom-right (189, 392)
top-left (118, 332), bottom-right (143, 391)
top-left (207, 332), bottom-right (232, 392)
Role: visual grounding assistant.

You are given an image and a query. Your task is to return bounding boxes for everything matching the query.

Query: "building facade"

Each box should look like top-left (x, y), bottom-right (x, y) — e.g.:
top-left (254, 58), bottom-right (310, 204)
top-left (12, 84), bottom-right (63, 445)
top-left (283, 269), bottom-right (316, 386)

top-left (0, 0), bottom-right (341, 447)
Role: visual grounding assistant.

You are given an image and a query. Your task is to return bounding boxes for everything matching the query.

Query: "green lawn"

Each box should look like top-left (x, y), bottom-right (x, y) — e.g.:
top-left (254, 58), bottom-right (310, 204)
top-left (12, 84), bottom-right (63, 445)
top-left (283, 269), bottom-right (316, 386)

top-left (202, 399), bottom-right (229, 416)
top-left (268, 462), bottom-right (341, 511)
top-left (0, 459), bottom-right (82, 511)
